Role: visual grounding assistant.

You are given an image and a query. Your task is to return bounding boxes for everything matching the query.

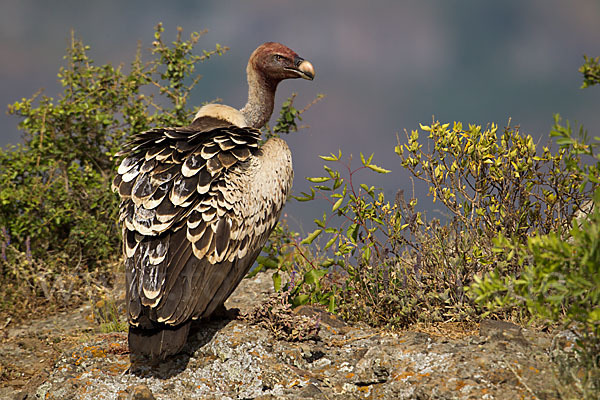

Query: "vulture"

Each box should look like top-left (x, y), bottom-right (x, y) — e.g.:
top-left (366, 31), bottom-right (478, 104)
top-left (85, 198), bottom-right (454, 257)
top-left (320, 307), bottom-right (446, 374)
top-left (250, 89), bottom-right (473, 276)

top-left (112, 42), bottom-right (315, 360)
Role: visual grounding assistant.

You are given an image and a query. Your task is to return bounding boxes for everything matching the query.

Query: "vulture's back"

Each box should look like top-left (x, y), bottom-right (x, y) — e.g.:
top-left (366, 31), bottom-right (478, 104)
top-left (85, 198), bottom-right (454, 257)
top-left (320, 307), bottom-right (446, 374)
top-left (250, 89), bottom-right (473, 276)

top-left (112, 115), bottom-right (292, 360)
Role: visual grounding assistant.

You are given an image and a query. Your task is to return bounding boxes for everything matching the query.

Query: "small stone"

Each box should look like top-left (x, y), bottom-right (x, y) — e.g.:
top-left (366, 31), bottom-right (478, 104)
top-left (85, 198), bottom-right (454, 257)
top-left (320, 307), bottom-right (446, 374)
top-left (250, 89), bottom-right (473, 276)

top-left (127, 384), bottom-right (156, 400)
top-left (479, 320), bottom-right (529, 347)
top-left (298, 383), bottom-right (324, 398)
top-left (475, 356), bottom-right (490, 368)
top-left (353, 347), bottom-right (392, 385)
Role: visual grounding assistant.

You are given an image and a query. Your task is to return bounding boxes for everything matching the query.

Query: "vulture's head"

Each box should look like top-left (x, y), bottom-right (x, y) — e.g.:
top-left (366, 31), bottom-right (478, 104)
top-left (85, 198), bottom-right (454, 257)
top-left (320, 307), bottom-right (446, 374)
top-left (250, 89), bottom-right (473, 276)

top-left (249, 42), bottom-right (315, 84)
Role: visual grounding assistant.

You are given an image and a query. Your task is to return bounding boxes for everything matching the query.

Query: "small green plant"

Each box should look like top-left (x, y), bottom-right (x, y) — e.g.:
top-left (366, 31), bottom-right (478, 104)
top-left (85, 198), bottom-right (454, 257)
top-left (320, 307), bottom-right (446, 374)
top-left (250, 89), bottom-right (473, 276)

top-left (94, 296), bottom-right (128, 333)
top-left (254, 221), bottom-right (335, 310)
top-left (265, 151), bottom-right (441, 328)
top-left (264, 92), bottom-right (325, 139)
top-left (579, 55), bottom-right (600, 89)
top-left (0, 236), bottom-right (91, 317)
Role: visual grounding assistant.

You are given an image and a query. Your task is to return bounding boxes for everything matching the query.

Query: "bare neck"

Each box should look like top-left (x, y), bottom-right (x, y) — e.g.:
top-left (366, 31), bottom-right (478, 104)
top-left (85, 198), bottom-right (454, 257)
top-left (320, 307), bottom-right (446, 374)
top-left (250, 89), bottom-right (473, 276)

top-left (240, 64), bottom-right (278, 129)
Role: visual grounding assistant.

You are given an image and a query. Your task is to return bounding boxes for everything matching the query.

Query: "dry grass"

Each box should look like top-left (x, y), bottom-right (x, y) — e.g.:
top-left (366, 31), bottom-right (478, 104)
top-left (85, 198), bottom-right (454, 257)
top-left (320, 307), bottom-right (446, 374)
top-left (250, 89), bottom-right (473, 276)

top-left (0, 244), bottom-right (122, 325)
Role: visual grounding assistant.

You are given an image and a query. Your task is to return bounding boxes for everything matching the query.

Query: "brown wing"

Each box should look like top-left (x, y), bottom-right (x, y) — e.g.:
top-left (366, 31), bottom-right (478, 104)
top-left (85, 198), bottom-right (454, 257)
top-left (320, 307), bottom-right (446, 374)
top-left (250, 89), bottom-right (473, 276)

top-left (113, 120), bottom-right (291, 327)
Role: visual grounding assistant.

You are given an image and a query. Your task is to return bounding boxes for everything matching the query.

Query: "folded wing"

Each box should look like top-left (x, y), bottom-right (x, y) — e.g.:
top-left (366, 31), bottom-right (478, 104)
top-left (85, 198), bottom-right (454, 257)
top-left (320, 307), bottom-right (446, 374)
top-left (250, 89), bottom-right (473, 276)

top-left (113, 120), bottom-right (291, 329)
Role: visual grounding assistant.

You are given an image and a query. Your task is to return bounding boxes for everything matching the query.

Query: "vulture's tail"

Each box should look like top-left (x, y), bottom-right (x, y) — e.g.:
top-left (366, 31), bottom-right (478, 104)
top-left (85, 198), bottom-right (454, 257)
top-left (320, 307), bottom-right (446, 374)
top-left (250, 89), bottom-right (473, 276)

top-left (128, 320), bottom-right (191, 361)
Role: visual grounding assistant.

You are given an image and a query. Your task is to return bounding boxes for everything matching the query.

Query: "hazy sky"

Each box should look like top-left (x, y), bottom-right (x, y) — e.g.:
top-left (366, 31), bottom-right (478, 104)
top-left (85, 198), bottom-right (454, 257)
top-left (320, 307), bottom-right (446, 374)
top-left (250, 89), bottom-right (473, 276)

top-left (2, 0), bottom-right (599, 227)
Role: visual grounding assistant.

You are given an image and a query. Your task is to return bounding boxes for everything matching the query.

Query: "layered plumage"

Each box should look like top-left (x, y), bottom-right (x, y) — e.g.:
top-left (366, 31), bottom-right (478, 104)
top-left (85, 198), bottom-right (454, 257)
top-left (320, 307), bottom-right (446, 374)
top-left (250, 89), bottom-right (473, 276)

top-left (112, 42), bottom-right (314, 360)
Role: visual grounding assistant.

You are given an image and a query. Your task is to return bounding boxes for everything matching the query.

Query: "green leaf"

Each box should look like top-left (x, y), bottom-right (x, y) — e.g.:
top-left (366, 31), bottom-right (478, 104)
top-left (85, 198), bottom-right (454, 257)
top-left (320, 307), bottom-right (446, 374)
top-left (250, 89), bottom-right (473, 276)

top-left (320, 153), bottom-right (338, 161)
top-left (328, 295), bottom-right (335, 313)
top-left (555, 137), bottom-right (573, 145)
top-left (366, 153), bottom-right (374, 165)
top-left (301, 228), bottom-right (322, 244)
top-left (324, 235), bottom-right (337, 249)
top-left (321, 258), bottom-right (335, 268)
top-left (323, 164), bottom-right (335, 176)
top-left (304, 268), bottom-right (327, 285)
top-left (272, 271), bottom-right (282, 292)
top-left (333, 178), bottom-right (343, 190)
top-left (332, 197), bottom-right (344, 212)
top-left (346, 223), bottom-right (359, 244)
top-left (293, 187), bottom-right (315, 201)
top-left (362, 246), bottom-right (371, 263)
top-left (366, 163), bottom-right (391, 173)
top-left (256, 256), bottom-right (278, 269)
top-left (292, 294), bottom-right (310, 307)
top-left (306, 176), bottom-right (330, 183)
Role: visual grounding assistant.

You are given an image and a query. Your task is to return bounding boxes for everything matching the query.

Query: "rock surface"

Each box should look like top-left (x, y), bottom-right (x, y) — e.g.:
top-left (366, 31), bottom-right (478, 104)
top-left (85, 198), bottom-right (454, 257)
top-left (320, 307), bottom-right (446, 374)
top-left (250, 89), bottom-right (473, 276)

top-left (0, 272), bottom-right (566, 399)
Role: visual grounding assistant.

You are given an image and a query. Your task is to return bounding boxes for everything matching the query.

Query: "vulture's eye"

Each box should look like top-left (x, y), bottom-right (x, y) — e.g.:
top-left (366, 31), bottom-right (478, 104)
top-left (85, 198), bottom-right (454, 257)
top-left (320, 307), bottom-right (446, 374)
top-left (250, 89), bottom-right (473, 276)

top-left (274, 54), bottom-right (284, 62)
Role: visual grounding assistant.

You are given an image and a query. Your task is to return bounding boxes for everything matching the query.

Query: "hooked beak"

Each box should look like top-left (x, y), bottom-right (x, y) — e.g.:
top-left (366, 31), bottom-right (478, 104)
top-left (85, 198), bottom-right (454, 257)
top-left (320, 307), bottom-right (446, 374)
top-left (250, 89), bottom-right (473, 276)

top-left (288, 56), bottom-right (315, 80)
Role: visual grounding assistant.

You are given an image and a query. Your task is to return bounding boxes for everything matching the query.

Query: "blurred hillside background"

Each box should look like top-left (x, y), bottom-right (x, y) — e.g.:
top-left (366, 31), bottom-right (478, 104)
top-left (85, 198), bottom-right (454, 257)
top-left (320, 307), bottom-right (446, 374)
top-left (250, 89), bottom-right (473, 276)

top-left (1, 0), bottom-right (599, 228)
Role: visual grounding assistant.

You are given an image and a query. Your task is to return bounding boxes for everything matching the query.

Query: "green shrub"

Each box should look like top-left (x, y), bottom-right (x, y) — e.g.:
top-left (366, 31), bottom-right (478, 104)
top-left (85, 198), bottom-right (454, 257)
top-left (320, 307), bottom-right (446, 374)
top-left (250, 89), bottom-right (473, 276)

top-left (399, 120), bottom-right (590, 243)
top-left (470, 59), bottom-right (600, 399)
top-left (470, 118), bottom-right (599, 335)
top-left (471, 179), bottom-right (599, 399)
top-left (470, 189), bottom-right (599, 331)
top-left (264, 118), bottom-right (592, 329)
top-left (0, 24), bottom-right (227, 319)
